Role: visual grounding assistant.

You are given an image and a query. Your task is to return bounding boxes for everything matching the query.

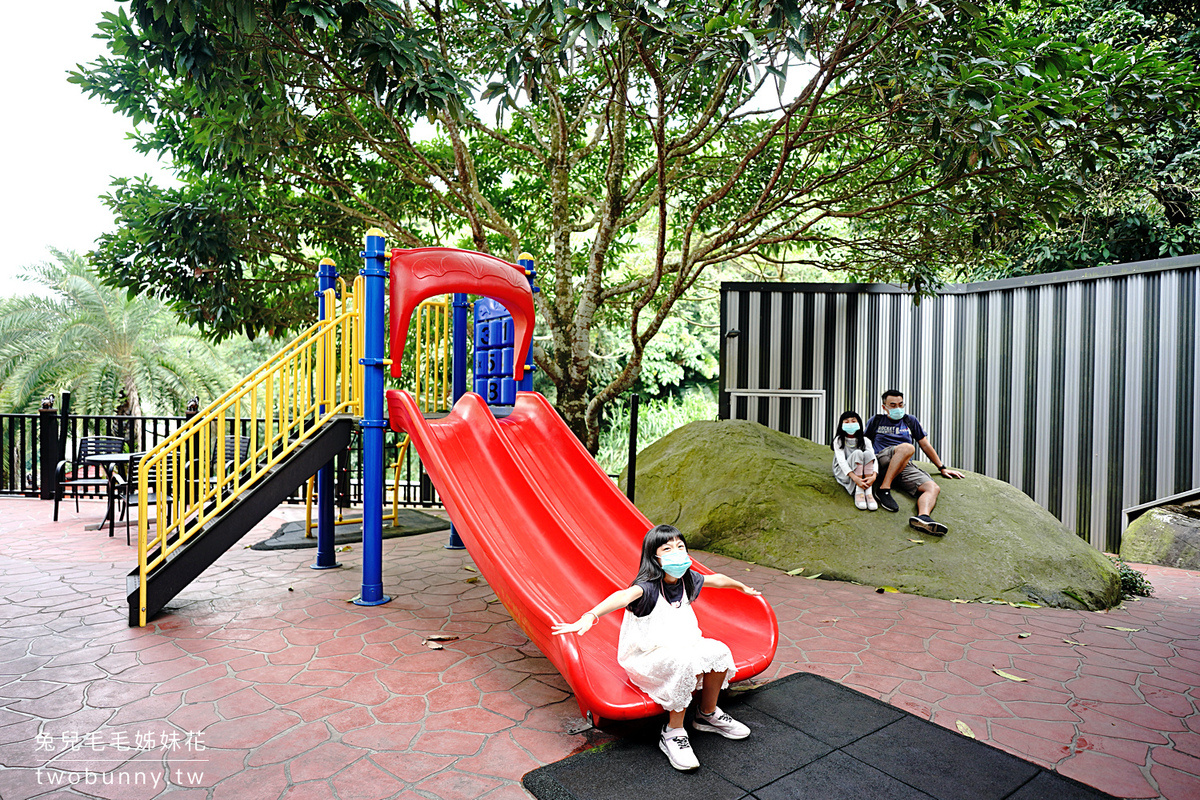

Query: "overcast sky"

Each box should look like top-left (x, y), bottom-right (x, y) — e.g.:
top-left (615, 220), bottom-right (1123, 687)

top-left (0, 1), bottom-right (177, 296)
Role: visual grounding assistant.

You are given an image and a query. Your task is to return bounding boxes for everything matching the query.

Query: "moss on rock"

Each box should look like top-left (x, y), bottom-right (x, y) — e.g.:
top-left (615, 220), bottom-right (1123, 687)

top-left (622, 419), bottom-right (1120, 610)
top-left (1120, 506), bottom-right (1200, 570)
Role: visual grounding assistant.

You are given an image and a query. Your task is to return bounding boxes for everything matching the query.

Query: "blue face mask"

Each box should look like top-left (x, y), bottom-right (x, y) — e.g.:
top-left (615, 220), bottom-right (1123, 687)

top-left (660, 550), bottom-right (692, 579)
top-left (887, 407), bottom-right (905, 421)
top-left (842, 422), bottom-right (860, 435)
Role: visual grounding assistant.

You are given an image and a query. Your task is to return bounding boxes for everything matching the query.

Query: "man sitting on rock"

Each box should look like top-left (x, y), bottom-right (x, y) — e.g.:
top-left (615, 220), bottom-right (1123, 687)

top-left (864, 389), bottom-right (963, 535)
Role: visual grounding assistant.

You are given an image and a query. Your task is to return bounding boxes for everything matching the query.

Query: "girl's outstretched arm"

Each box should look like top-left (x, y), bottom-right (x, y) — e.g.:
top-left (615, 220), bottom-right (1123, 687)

top-left (704, 573), bottom-right (762, 596)
top-left (551, 586), bottom-right (643, 636)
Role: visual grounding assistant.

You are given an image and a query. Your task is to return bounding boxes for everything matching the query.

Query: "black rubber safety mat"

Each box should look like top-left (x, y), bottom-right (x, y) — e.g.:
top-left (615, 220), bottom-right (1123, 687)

top-left (522, 672), bottom-right (1116, 800)
top-left (251, 508), bottom-right (449, 550)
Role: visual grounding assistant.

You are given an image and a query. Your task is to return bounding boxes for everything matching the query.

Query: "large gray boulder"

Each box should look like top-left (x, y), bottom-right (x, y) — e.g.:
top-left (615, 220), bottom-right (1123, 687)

top-left (622, 419), bottom-right (1121, 610)
top-left (1120, 504), bottom-right (1200, 570)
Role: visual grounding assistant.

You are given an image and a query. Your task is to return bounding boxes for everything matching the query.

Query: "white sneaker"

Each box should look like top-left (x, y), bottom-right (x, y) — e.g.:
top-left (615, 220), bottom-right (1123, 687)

top-left (854, 487), bottom-right (868, 510)
top-left (659, 726), bottom-right (700, 771)
top-left (692, 706), bottom-right (751, 740)
top-left (865, 487), bottom-right (878, 511)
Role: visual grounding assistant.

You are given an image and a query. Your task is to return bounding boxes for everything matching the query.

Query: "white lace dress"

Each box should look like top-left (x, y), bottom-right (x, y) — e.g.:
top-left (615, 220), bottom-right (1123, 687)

top-left (616, 584), bottom-right (737, 712)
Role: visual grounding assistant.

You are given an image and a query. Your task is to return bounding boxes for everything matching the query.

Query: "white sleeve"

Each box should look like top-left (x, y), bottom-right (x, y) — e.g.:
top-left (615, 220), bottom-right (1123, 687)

top-left (833, 442), bottom-right (851, 474)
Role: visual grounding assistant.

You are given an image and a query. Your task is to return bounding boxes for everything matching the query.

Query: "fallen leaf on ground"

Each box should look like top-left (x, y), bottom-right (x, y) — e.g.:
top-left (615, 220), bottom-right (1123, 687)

top-left (804, 573), bottom-right (822, 580)
top-left (463, 565), bottom-right (477, 572)
top-left (425, 634), bottom-right (459, 641)
top-left (422, 641), bottom-right (444, 650)
top-left (1011, 601), bottom-right (1041, 608)
top-left (907, 538), bottom-right (924, 544)
top-left (993, 669), bottom-right (1027, 682)
top-left (956, 720), bottom-right (976, 738)
top-left (950, 599), bottom-right (969, 603)
top-left (1017, 632), bottom-right (1031, 638)
top-left (1064, 639), bottom-right (1086, 646)
top-left (876, 586), bottom-right (899, 593)
top-left (465, 577), bottom-right (478, 584)
top-left (785, 568), bottom-right (805, 576)
top-left (1103, 626), bottom-right (1140, 632)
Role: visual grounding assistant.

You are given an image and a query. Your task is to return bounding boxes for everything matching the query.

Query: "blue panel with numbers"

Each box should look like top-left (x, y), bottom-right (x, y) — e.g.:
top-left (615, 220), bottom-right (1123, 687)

top-left (471, 261), bottom-right (537, 407)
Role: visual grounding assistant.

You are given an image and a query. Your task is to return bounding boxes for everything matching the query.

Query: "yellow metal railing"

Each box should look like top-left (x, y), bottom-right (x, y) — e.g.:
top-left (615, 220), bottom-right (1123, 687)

top-left (304, 295), bottom-right (452, 535)
top-left (134, 276), bottom-right (364, 626)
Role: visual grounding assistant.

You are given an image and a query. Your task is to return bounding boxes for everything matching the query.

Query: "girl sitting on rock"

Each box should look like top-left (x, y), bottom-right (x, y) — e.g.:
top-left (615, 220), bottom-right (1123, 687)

top-left (551, 524), bottom-right (760, 772)
top-left (832, 410), bottom-right (878, 511)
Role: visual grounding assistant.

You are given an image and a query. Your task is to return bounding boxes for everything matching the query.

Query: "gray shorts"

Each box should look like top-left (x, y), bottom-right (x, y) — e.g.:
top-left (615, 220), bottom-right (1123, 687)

top-left (875, 446), bottom-right (934, 496)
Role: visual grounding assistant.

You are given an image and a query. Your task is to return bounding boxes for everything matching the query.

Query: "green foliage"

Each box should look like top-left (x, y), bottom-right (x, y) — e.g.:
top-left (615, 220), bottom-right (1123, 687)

top-left (957, 0), bottom-right (1200, 279)
top-left (594, 389), bottom-right (717, 474)
top-left (973, 213), bottom-right (1200, 279)
top-left (1109, 554), bottom-right (1155, 598)
top-left (0, 251), bottom-right (236, 415)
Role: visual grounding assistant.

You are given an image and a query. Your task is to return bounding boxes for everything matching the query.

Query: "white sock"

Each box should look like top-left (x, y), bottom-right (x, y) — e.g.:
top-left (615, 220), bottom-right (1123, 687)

top-left (663, 725), bottom-right (686, 735)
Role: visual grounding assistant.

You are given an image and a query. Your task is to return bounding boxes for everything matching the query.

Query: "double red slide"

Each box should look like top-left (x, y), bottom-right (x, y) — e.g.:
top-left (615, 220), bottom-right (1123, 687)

top-left (387, 389), bottom-right (778, 722)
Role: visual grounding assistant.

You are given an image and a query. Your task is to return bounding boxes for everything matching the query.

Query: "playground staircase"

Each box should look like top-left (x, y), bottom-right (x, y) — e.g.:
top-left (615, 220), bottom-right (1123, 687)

top-left (126, 415), bottom-right (354, 625)
top-left (128, 276), bottom-right (364, 626)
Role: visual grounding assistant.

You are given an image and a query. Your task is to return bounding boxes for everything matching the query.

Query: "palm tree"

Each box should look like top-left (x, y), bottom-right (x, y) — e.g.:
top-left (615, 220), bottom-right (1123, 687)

top-left (0, 250), bottom-right (236, 415)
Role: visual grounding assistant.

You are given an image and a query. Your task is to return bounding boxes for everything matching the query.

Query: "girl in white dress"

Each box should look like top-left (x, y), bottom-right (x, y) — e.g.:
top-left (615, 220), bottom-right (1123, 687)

top-left (552, 524), bottom-right (761, 771)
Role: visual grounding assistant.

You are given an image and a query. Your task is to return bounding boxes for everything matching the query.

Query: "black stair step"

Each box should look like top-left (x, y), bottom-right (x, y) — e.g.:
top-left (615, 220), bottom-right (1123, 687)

top-left (127, 415), bottom-right (355, 626)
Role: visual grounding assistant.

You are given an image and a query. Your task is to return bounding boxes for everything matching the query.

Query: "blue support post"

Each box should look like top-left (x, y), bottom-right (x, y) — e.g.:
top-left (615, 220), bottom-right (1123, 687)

top-left (445, 292), bottom-right (470, 550)
top-left (517, 252), bottom-right (538, 392)
top-left (312, 258), bottom-right (341, 570)
top-left (355, 229), bottom-right (391, 606)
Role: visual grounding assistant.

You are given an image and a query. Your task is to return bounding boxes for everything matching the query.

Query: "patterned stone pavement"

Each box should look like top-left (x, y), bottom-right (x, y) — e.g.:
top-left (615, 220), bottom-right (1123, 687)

top-left (0, 495), bottom-right (1198, 799)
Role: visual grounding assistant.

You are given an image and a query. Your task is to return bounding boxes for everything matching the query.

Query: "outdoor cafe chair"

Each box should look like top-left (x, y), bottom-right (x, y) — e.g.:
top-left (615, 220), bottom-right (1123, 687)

top-left (115, 454), bottom-right (174, 546)
top-left (52, 436), bottom-right (126, 522)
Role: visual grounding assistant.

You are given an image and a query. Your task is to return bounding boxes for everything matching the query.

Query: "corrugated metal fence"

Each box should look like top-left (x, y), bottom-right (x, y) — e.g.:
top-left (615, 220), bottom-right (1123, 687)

top-left (719, 254), bottom-right (1200, 552)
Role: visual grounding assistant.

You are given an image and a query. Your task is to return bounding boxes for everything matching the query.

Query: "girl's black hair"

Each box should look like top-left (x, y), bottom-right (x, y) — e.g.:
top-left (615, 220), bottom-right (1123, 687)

top-left (832, 410), bottom-right (867, 451)
top-left (632, 524), bottom-right (701, 602)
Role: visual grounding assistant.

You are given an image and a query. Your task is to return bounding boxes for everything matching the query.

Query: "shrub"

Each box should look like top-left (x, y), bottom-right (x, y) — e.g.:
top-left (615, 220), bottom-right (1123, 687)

top-left (1109, 555), bottom-right (1154, 598)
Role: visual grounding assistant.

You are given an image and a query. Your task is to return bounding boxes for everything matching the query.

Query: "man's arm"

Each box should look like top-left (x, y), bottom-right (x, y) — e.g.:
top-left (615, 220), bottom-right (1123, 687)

top-left (916, 437), bottom-right (964, 479)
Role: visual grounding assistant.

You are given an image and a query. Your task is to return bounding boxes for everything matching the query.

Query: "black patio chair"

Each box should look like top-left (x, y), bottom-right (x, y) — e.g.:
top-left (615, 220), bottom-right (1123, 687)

top-left (116, 454), bottom-right (174, 545)
top-left (52, 436), bottom-right (126, 522)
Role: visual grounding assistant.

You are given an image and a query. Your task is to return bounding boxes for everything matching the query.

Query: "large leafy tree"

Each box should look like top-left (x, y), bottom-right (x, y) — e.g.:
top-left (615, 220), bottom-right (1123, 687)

top-left (0, 251), bottom-right (235, 415)
top-left (958, 0), bottom-right (1200, 278)
top-left (74, 0), bottom-right (1197, 448)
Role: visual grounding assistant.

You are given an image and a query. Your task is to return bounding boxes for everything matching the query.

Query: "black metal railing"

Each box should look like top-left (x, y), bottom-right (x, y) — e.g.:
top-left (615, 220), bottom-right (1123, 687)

top-left (0, 414), bottom-right (39, 497)
top-left (62, 414), bottom-right (187, 458)
top-left (5, 400), bottom-right (442, 510)
top-left (332, 428), bottom-right (442, 510)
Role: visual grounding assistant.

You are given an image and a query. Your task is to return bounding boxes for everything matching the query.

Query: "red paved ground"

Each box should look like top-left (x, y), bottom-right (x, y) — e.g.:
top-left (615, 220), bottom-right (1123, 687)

top-left (1, 495), bottom-right (1198, 799)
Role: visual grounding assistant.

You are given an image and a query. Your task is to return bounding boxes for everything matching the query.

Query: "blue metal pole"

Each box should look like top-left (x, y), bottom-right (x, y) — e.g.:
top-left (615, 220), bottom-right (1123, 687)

top-left (452, 292), bottom-right (469, 403)
top-left (312, 258), bottom-right (340, 570)
top-left (517, 252), bottom-right (538, 392)
top-left (355, 229), bottom-right (391, 606)
top-left (445, 292), bottom-right (470, 550)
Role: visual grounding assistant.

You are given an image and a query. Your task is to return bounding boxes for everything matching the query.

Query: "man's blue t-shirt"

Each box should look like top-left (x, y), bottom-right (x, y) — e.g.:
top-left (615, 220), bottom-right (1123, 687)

top-left (865, 413), bottom-right (927, 454)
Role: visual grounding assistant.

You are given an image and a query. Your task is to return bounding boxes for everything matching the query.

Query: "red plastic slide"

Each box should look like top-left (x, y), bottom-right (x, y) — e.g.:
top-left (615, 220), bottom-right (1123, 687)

top-left (387, 388), bottom-right (778, 722)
